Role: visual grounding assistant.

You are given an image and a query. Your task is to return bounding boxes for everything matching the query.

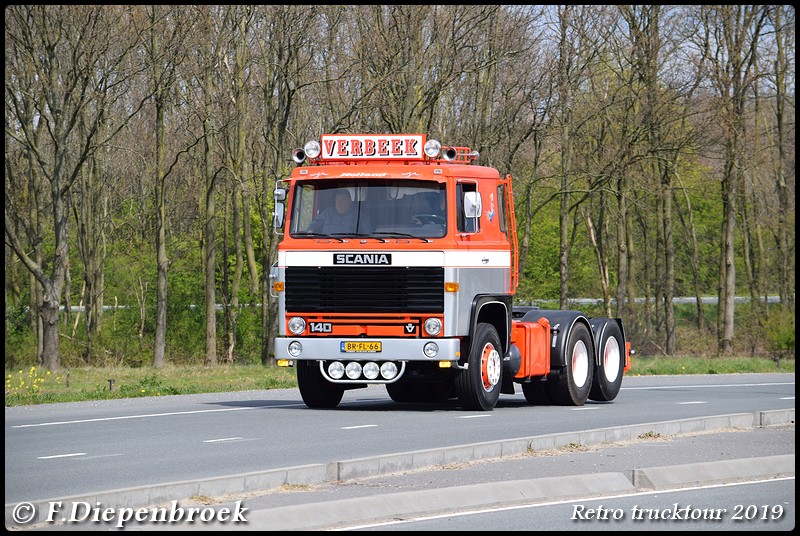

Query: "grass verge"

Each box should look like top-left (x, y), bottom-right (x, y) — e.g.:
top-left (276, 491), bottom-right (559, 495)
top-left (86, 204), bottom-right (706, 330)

top-left (4, 356), bottom-right (793, 407)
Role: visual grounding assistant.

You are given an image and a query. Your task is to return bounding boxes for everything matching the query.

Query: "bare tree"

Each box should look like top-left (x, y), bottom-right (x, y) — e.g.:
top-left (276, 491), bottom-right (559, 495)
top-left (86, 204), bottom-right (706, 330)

top-left (697, 5), bottom-right (769, 355)
top-left (5, 5), bottom-right (147, 370)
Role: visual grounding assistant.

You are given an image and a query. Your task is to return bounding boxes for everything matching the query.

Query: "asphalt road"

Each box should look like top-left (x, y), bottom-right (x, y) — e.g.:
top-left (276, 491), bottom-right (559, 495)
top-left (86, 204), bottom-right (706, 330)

top-left (5, 373), bottom-right (795, 530)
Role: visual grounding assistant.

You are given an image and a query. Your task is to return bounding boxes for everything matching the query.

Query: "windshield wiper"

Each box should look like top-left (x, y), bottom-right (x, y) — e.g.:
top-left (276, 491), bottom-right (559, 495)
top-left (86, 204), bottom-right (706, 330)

top-left (328, 233), bottom-right (388, 243)
top-left (293, 232), bottom-right (345, 242)
top-left (372, 232), bottom-right (431, 243)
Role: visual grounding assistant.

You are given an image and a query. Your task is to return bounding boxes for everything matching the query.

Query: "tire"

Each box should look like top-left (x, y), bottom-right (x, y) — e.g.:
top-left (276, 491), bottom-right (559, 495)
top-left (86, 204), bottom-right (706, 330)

top-left (296, 361), bottom-right (344, 409)
top-left (386, 380), bottom-right (413, 402)
top-left (589, 321), bottom-right (624, 402)
top-left (456, 323), bottom-right (503, 411)
top-left (521, 379), bottom-right (551, 405)
top-left (387, 380), bottom-right (453, 403)
top-left (547, 322), bottom-right (594, 406)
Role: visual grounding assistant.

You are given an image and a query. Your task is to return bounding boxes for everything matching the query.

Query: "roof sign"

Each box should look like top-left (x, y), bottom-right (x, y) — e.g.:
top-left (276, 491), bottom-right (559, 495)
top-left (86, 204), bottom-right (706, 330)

top-left (320, 134), bottom-right (425, 161)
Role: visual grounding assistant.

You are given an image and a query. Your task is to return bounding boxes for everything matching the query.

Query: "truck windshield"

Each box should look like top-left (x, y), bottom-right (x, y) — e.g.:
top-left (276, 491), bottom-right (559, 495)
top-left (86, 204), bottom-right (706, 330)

top-left (289, 180), bottom-right (446, 239)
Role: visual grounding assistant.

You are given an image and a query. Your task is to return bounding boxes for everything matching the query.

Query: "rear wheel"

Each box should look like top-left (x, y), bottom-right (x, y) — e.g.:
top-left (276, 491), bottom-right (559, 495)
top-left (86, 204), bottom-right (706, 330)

top-left (456, 323), bottom-right (503, 411)
top-left (589, 321), bottom-right (624, 402)
top-left (521, 379), bottom-right (551, 405)
top-left (296, 361), bottom-right (344, 409)
top-left (547, 323), bottom-right (594, 406)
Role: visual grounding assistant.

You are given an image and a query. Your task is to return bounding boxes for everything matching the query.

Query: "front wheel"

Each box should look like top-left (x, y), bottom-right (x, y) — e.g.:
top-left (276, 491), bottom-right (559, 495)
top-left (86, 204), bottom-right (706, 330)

top-left (456, 323), bottom-right (503, 411)
top-left (589, 321), bottom-right (624, 402)
top-left (547, 323), bottom-right (594, 406)
top-left (296, 361), bottom-right (344, 409)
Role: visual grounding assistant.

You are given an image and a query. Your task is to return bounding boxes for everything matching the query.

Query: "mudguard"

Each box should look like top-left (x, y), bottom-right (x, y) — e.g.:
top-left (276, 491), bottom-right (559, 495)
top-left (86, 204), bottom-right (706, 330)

top-left (588, 317), bottom-right (628, 369)
top-left (518, 309), bottom-right (593, 371)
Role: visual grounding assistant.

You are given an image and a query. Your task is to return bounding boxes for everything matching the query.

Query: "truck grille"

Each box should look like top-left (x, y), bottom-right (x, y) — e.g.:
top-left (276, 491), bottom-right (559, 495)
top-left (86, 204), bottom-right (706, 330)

top-left (285, 267), bottom-right (444, 313)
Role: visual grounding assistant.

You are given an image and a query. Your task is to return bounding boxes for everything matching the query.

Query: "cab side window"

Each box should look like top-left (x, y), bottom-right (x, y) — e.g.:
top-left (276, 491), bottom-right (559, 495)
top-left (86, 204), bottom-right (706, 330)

top-left (456, 182), bottom-right (479, 233)
top-left (497, 184), bottom-right (507, 234)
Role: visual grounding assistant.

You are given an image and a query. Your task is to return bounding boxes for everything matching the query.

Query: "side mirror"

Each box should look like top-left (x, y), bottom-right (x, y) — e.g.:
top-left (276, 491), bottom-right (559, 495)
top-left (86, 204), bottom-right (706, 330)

top-left (463, 191), bottom-right (482, 218)
top-left (274, 188), bottom-right (286, 201)
top-left (273, 202), bottom-right (285, 231)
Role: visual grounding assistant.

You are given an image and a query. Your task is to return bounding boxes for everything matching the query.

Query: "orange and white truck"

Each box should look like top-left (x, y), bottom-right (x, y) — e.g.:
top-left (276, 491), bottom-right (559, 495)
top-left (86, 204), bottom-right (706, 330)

top-left (271, 133), bottom-right (631, 410)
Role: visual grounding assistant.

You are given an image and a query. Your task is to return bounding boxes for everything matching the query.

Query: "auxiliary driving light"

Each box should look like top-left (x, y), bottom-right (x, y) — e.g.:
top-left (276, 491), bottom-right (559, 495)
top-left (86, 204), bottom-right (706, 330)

top-left (288, 341), bottom-right (303, 357)
top-left (304, 140), bottom-right (321, 159)
top-left (345, 362), bottom-right (363, 380)
top-left (380, 362), bottom-right (398, 380)
top-left (423, 342), bottom-right (439, 358)
top-left (328, 361), bottom-right (345, 380)
top-left (362, 362), bottom-right (380, 380)
top-left (424, 139), bottom-right (442, 158)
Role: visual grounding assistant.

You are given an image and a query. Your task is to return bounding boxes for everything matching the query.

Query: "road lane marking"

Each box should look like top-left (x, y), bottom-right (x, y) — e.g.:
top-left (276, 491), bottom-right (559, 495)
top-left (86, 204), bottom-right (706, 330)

top-left (11, 404), bottom-right (305, 429)
top-left (37, 453), bottom-right (86, 459)
top-left (570, 406), bottom-right (599, 410)
top-left (342, 424), bottom-right (378, 430)
top-left (203, 437), bottom-right (245, 443)
top-left (677, 401), bottom-right (708, 405)
top-left (780, 396), bottom-right (794, 400)
top-left (460, 414), bottom-right (491, 419)
top-left (622, 381), bottom-right (794, 390)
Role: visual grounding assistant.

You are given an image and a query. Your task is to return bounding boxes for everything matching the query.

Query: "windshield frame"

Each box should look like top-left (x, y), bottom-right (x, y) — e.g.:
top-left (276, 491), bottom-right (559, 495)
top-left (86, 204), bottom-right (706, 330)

top-left (289, 179), bottom-right (447, 240)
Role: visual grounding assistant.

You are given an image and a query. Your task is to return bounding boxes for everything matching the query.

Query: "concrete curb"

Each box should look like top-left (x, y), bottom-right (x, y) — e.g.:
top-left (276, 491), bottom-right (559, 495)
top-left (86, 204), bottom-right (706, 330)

top-left (231, 454), bottom-right (795, 531)
top-left (242, 472), bottom-right (638, 531)
top-left (5, 409), bottom-right (794, 528)
top-left (632, 453), bottom-right (795, 490)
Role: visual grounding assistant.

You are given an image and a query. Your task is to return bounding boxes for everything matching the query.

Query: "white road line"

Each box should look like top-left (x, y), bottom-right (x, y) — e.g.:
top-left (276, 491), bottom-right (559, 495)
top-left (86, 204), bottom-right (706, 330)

top-left (202, 437), bottom-right (245, 443)
top-left (780, 396), bottom-right (794, 400)
top-left (342, 424), bottom-right (378, 430)
top-left (11, 403), bottom-right (306, 429)
top-left (571, 406), bottom-right (599, 410)
top-left (37, 453), bottom-right (86, 459)
top-left (622, 381), bottom-right (794, 390)
top-left (460, 414), bottom-right (491, 419)
top-left (677, 401), bottom-right (708, 405)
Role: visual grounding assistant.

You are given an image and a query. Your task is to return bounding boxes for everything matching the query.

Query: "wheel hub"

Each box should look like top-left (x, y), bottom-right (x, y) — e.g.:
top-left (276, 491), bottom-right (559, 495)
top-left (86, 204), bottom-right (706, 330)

top-left (481, 343), bottom-right (501, 390)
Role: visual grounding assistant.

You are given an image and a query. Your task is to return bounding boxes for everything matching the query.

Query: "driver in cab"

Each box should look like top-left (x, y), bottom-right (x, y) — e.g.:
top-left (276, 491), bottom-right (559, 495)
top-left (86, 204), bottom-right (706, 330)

top-left (307, 189), bottom-right (369, 234)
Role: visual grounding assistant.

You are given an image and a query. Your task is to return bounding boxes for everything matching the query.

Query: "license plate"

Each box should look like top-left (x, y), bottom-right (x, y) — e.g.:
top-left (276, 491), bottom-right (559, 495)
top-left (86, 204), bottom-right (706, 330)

top-left (340, 341), bottom-right (382, 353)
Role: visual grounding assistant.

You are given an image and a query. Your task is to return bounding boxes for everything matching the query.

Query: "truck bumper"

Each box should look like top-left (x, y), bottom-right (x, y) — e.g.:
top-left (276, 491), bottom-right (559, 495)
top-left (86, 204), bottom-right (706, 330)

top-left (274, 337), bottom-right (461, 362)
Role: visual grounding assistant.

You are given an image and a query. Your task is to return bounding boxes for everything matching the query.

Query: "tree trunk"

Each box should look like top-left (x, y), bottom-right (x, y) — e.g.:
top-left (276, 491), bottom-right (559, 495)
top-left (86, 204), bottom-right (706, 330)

top-left (558, 6), bottom-right (573, 310)
top-left (204, 61), bottom-right (218, 367)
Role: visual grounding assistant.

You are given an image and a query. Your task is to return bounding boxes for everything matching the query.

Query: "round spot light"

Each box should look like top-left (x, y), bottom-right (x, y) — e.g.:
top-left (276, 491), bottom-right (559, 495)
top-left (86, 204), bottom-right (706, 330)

top-left (288, 317), bottom-right (306, 335)
top-left (424, 318), bottom-right (442, 336)
top-left (363, 362), bottom-right (380, 380)
top-left (328, 361), bottom-right (345, 380)
top-left (345, 362), bottom-right (363, 380)
top-left (288, 341), bottom-right (303, 357)
top-left (380, 362), bottom-right (398, 380)
top-left (423, 342), bottom-right (439, 358)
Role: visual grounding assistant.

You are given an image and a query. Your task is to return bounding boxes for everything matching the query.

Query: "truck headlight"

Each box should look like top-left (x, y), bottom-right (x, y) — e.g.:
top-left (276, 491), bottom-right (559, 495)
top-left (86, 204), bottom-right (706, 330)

top-left (288, 317), bottom-right (306, 335)
top-left (424, 317), bottom-right (442, 336)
